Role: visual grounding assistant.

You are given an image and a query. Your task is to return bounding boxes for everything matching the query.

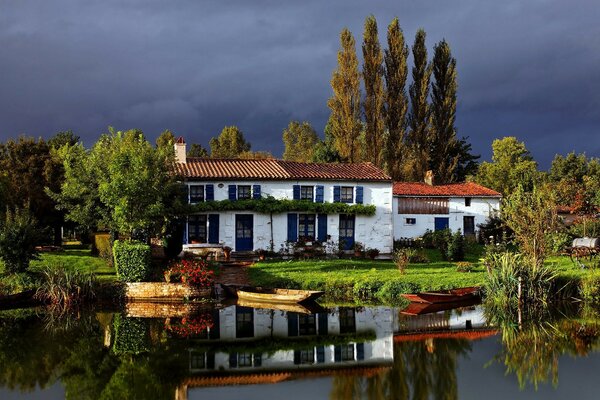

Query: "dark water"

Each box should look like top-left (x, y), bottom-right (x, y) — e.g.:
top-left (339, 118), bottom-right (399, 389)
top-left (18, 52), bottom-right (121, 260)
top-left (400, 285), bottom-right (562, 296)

top-left (1, 302), bottom-right (600, 400)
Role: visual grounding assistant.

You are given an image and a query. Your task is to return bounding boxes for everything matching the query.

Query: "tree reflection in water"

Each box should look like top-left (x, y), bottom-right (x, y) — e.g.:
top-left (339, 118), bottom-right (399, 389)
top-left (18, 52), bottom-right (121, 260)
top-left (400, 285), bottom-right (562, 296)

top-left (329, 339), bottom-right (471, 400)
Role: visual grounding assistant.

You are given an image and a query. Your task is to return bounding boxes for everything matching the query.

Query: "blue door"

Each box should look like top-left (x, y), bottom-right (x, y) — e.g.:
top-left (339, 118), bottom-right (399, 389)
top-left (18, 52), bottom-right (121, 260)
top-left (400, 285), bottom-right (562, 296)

top-left (434, 217), bottom-right (449, 231)
top-left (339, 214), bottom-right (355, 250)
top-left (235, 215), bottom-right (253, 251)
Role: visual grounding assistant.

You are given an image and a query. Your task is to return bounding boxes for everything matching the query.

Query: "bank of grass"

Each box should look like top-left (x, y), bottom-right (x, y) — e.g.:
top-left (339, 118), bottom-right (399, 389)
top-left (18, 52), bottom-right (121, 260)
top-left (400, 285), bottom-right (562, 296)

top-left (248, 248), bottom-right (600, 304)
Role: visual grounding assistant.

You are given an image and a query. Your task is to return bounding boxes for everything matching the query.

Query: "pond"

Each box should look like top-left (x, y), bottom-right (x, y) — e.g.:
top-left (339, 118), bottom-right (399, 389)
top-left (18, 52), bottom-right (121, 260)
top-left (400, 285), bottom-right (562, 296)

top-left (1, 301), bottom-right (600, 399)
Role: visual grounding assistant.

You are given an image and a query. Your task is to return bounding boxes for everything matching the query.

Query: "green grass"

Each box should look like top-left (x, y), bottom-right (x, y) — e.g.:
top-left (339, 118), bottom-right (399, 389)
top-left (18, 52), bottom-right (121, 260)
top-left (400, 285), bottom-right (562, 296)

top-left (248, 248), bottom-right (599, 304)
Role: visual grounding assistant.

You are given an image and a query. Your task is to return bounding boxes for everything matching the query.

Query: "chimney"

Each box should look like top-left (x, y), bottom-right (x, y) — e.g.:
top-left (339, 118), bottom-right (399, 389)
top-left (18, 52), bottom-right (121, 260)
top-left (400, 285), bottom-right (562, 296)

top-left (424, 170), bottom-right (434, 186)
top-left (174, 136), bottom-right (187, 163)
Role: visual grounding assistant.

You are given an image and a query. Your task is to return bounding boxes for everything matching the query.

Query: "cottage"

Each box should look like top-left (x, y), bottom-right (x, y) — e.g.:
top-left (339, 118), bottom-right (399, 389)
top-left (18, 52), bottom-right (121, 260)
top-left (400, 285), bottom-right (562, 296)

top-left (392, 175), bottom-right (501, 239)
top-left (174, 139), bottom-right (393, 254)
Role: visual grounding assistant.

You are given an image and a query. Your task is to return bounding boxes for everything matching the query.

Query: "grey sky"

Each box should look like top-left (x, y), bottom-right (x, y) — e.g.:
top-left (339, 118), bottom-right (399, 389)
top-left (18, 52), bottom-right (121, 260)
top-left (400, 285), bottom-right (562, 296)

top-left (1, 0), bottom-right (599, 167)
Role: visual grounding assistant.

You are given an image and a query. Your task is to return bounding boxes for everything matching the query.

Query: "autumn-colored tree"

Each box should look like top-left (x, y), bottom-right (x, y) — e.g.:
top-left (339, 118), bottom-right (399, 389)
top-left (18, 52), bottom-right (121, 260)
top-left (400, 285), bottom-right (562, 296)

top-left (187, 143), bottom-right (209, 158)
top-left (282, 121), bottom-right (319, 162)
top-left (327, 28), bottom-right (362, 163)
top-left (209, 126), bottom-right (251, 158)
top-left (155, 129), bottom-right (176, 150)
top-left (383, 17), bottom-right (409, 180)
top-left (405, 29), bottom-right (432, 181)
top-left (237, 151), bottom-right (274, 160)
top-left (362, 15), bottom-right (385, 168)
top-left (48, 130), bottom-right (80, 149)
top-left (429, 40), bottom-right (460, 183)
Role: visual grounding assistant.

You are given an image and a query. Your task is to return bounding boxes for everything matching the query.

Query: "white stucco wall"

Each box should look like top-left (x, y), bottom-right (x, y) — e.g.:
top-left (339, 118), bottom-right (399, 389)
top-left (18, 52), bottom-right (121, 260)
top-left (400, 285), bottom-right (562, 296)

top-left (185, 179), bottom-right (393, 253)
top-left (392, 196), bottom-right (500, 239)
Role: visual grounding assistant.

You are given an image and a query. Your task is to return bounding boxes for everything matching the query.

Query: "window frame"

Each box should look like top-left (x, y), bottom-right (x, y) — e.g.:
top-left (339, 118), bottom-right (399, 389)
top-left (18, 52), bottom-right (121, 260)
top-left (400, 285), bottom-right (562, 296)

top-left (340, 186), bottom-right (354, 203)
top-left (300, 185), bottom-right (314, 201)
top-left (188, 215), bottom-right (208, 243)
top-left (237, 185), bottom-right (252, 200)
top-left (298, 213), bottom-right (316, 241)
top-left (405, 218), bottom-right (416, 225)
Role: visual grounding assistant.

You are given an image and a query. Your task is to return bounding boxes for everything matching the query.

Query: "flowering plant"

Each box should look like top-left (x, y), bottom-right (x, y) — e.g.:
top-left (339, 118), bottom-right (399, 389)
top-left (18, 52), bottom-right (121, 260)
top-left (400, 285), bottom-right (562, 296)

top-left (166, 259), bottom-right (215, 287)
top-left (165, 313), bottom-right (214, 338)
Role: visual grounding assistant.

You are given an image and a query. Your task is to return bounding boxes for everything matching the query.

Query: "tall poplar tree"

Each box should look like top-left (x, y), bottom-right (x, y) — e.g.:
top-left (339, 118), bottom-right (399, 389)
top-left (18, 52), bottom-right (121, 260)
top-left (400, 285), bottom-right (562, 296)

top-left (384, 17), bottom-right (409, 180)
top-left (406, 29), bottom-right (432, 181)
top-left (362, 15), bottom-right (385, 168)
top-left (327, 28), bottom-right (362, 163)
top-left (429, 39), bottom-right (460, 183)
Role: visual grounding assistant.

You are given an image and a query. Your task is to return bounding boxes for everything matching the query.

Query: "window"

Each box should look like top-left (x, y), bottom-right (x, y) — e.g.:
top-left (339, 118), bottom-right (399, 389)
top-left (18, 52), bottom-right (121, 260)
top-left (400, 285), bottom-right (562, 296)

top-left (189, 185), bottom-right (204, 203)
top-left (405, 218), bottom-right (416, 225)
top-left (299, 349), bottom-right (315, 364)
top-left (339, 307), bottom-right (356, 334)
top-left (238, 353), bottom-right (253, 367)
top-left (298, 214), bottom-right (316, 241)
top-left (236, 306), bottom-right (254, 338)
top-left (465, 197), bottom-right (472, 207)
top-left (237, 185), bottom-right (251, 200)
top-left (299, 314), bottom-right (316, 336)
top-left (190, 352), bottom-right (206, 369)
top-left (188, 215), bottom-right (207, 243)
top-left (340, 187), bottom-right (354, 203)
top-left (300, 186), bottom-right (314, 201)
top-left (339, 344), bottom-right (355, 361)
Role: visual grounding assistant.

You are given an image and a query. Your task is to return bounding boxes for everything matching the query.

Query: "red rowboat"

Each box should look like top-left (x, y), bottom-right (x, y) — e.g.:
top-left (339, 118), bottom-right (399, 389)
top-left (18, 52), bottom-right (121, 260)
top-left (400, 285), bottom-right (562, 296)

top-left (401, 287), bottom-right (480, 304)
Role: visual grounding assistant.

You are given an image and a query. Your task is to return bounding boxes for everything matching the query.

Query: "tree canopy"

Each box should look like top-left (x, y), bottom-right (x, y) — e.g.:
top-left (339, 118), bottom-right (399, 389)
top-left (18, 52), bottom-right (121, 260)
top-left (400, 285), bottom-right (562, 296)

top-left (209, 126), bottom-right (251, 158)
top-left (282, 121), bottom-right (319, 162)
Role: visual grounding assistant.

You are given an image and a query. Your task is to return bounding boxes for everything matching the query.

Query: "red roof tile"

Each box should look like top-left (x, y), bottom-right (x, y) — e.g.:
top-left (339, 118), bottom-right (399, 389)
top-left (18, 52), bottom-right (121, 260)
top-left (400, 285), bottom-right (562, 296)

top-left (393, 182), bottom-right (501, 197)
top-left (175, 158), bottom-right (391, 181)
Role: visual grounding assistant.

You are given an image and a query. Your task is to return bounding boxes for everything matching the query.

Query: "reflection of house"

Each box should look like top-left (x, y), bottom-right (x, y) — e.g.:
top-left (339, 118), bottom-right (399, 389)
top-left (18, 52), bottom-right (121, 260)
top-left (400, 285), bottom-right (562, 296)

top-left (174, 138), bottom-right (393, 253)
top-left (393, 178), bottom-right (501, 239)
top-left (184, 305), bottom-right (394, 375)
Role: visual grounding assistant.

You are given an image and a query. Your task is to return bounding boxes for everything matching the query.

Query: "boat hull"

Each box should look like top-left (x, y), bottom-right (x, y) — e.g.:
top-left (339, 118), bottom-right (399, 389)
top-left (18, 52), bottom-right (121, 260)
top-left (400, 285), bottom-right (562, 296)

top-left (401, 287), bottom-right (480, 304)
top-left (222, 285), bottom-right (324, 304)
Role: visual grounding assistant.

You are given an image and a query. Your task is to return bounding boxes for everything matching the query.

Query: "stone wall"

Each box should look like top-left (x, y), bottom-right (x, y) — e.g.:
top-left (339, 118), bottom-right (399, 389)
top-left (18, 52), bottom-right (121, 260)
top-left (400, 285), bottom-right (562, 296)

top-left (124, 282), bottom-right (212, 300)
top-left (125, 301), bottom-right (210, 318)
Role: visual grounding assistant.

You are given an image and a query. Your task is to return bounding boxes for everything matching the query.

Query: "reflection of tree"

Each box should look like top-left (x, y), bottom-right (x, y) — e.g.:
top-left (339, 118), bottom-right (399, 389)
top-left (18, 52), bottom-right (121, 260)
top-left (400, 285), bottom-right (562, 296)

top-left (329, 339), bottom-right (470, 400)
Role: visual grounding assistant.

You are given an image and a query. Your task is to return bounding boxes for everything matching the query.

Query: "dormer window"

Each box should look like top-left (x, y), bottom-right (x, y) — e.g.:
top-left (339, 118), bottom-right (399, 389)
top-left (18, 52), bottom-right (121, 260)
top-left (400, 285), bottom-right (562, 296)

top-left (189, 185), bottom-right (204, 203)
top-left (300, 186), bottom-right (314, 201)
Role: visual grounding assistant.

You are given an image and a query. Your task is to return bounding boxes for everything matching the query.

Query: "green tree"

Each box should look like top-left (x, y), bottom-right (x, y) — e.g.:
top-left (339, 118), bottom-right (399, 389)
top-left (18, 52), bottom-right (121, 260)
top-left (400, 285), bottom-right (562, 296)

top-left (312, 118), bottom-right (342, 163)
top-left (0, 208), bottom-right (46, 273)
top-left (454, 137), bottom-right (480, 181)
top-left (327, 28), bottom-right (362, 162)
top-left (406, 29), bottom-right (432, 181)
top-left (187, 143), bottom-right (209, 158)
top-left (48, 130), bottom-right (80, 149)
top-left (282, 121), bottom-right (319, 162)
top-left (155, 129), bottom-right (176, 150)
top-left (473, 137), bottom-right (539, 195)
top-left (362, 15), bottom-right (386, 168)
top-left (429, 39), bottom-right (460, 183)
top-left (209, 126), bottom-right (251, 158)
top-left (384, 17), bottom-right (409, 180)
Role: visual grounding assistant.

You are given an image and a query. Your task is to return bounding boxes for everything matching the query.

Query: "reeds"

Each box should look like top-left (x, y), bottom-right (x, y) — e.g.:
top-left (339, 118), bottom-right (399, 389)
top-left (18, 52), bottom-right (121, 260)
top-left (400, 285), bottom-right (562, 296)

top-left (34, 265), bottom-right (97, 312)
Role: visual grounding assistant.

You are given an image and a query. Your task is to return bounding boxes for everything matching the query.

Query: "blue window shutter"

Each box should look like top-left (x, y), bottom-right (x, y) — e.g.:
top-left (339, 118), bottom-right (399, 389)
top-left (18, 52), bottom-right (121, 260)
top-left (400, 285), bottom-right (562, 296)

top-left (208, 214), bottom-right (219, 244)
top-left (318, 313), bottom-right (328, 336)
top-left (228, 185), bottom-right (237, 200)
top-left (316, 346), bottom-right (325, 363)
top-left (229, 353), bottom-right (238, 368)
top-left (287, 213), bottom-right (298, 242)
top-left (293, 350), bottom-right (301, 365)
top-left (356, 343), bottom-right (365, 360)
top-left (334, 345), bottom-right (341, 362)
top-left (293, 185), bottom-right (300, 200)
top-left (287, 313), bottom-right (299, 337)
top-left (205, 184), bottom-right (214, 201)
top-left (355, 186), bottom-right (364, 204)
top-left (253, 184), bottom-right (261, 199)
top-left (317, 213), bottom-right (327, 242)
top-left (315, 185), bottom-right (324, 203)
top-left (333, 186), bottom-right (341, 203)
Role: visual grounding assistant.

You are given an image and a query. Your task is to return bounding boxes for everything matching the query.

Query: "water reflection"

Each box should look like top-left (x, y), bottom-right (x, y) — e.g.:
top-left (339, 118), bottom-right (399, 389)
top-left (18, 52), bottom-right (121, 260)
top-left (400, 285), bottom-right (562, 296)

top-left (0, 302), bottom-right (600, 399)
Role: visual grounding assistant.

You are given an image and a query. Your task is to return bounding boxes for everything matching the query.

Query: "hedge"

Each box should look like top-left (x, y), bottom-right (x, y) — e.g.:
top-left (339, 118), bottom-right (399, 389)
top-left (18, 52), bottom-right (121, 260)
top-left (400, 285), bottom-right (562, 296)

top-left (113, 240), bottom-right (151, 282)
top-left (112, 314), bottom-right (150, 355)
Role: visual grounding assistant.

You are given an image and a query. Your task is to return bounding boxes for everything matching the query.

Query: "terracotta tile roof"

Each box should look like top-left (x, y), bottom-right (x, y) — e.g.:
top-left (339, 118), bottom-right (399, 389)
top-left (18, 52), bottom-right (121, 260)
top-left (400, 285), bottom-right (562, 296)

top-left (175, 158), bottom-right (391, 181)
top-left (393, 182), bottom-right (501, 197)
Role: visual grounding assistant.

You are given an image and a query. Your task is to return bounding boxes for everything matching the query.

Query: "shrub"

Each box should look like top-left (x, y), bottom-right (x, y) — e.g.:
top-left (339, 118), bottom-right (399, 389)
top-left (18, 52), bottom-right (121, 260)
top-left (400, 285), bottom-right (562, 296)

top-left (113, 240), bottom-right (152, 282)
top-left (569, 219), bottom-right (600, 238)
top-left (422, 228), bottom-right (452, 257)
top-left (393, 248), bottom-right (414, 274)
top-left (447, 230), bottom-right (466, 261)
top-left (456, 261), bottom-right (474, 273)
top-left (409, 250), bottom-right (430, 264)
top-left (353, 279), bottom-right (385, 300)
top-left (166, 259), bottom-right (214, 287)
top-left (0, 272), bottom-right (38, 296)
top-left (365, 248), bottom-right (380, 260)
top-left (581, 271), bottom-right (600, 302)
top-left (92, 233), bottom-right (113, 266)
top-left (0, 208), bottom-right (47, 274)
top-left (34, 265), bottom-right (97, 309)
top-left (546, 231), bottom-right (572, 254)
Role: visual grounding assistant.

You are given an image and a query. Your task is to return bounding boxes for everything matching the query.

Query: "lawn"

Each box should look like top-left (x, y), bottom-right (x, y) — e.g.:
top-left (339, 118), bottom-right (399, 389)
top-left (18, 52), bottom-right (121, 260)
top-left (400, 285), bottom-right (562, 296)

top-left (248, 248), bottom-right (598, 304)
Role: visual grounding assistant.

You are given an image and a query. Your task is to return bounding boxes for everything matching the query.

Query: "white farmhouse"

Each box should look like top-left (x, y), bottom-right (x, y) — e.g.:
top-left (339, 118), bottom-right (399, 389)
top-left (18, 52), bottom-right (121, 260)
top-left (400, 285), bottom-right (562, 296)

top-left (173, 139), bottom-right (393, 254)
top-left (392, 180), bottom-right (501, 239)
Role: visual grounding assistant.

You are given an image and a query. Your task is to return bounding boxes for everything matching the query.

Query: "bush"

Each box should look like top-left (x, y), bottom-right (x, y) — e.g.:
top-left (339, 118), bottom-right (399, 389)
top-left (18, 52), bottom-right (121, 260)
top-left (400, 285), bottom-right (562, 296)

top-left (0, 208), bottom-right (47, 274)
top-left (34, 265), bottom-right (97, 309)
top-left (393, 248), bottom-right (414, 274)
top-left (422, 229), bottom-right (452, 257)
top-left (569, 219), bottom-right (600, 238)
top-left (166, 259), bottom-right (215, 287)
top-left (0, 272), bottom-right (38, 296)
top-left (92, 233), bottom-right (113, 266)
top-left (456, 261), bottom-right (474, 273)
top-left (365, 248), bottom-right (380, 260)
top-left (113, 240), bottom-right (152, 282)
top-left (447, 230), bottom-right (466, 261)
top-left (546, 231), bottom-right (572, 254)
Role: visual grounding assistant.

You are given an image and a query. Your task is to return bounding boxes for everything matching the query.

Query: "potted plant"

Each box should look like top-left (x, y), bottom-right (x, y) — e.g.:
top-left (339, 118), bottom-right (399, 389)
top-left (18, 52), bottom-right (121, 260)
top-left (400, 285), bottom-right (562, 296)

top-left (222, 246), bottom-right (232, 261)
top-left (366, 248), bottom-right (380, 260)
top-left (353, 242), bottom-right (364, 258)
top-left (256, 248), bottom-right (267, 261)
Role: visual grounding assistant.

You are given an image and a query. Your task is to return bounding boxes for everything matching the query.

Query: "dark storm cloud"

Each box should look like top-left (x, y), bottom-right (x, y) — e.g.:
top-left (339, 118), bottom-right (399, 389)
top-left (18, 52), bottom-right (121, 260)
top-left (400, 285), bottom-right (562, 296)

top-left (1, 0), bottom-right (599, 166)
